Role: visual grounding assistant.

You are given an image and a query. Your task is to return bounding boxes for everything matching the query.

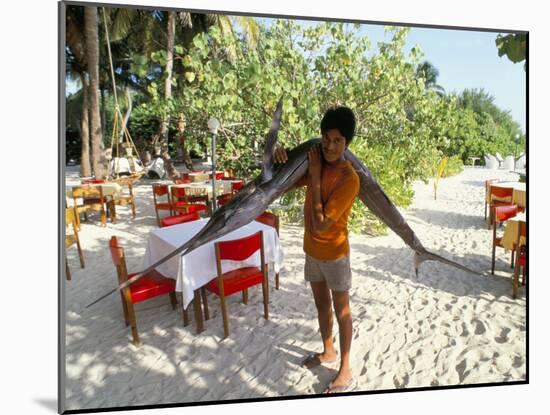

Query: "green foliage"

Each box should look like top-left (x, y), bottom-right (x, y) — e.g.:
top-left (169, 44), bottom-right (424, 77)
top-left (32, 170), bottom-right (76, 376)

top-left (496, 33), bottom-right (526, 67)
top-left (69, 13), bottom-right (525, 236)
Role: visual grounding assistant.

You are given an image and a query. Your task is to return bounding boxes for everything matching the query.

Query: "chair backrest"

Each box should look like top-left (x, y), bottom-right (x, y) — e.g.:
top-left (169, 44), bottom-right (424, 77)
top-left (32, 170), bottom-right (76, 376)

top-left (170, 186), bottom-right (187, 201)
top-left (152, 184), bottom-right (169, 197)
top-left (109, 236), bottom-right (129, 283)
top-left (81, 179), bottom-right (106, 184)
top-left (160, 212), bottom-right (200, 227)
top-left (494, 205), bottom-right (518, 223)
top-left (255, 211), bottom-right (279, 235)
top-left (215, 231), bottom-right (264, 262)
top-left (210, 172), bottom-right (225, 180)
top-left (490, 185), bottom-right (514, 201)
top-left (72, 185), bottom-right (105, 200)
top-left (231, 181), bottom-right (244, 193)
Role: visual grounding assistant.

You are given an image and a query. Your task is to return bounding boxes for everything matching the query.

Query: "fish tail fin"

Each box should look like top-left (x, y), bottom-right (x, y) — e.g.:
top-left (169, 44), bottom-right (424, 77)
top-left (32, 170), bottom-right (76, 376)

top-left (261, 96), bottom-right (283, 183)
top-left (415, 250), bottom-right (481, 276)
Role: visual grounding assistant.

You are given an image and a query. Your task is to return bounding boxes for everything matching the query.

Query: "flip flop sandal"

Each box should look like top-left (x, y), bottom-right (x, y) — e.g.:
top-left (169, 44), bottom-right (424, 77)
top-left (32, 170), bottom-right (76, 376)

top-left (324, 378), bottom-right (355, 394)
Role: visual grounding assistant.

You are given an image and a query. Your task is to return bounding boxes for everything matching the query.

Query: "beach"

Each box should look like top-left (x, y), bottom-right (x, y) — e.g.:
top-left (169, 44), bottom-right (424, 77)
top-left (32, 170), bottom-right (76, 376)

top-left (63, 166), bottom-right (526, 410)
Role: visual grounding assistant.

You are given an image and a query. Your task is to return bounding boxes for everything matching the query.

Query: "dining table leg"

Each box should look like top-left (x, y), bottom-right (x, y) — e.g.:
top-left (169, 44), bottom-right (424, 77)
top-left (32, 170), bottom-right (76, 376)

top-left (193, 289), bottom-right (204, 334)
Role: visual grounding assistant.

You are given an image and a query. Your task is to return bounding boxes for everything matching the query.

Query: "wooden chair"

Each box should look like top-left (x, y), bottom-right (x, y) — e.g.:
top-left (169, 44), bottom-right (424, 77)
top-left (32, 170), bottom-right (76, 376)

top-left (491, 204), bottom-right (519, 275)
top-left (203, 231), bottom-right (268, 339)
top-left (108, 236), bottom-right (178, 346)
top-left (65, 207), bottom-right (84, 281)
top-left (512, 221), bottom-right (527, 299)
top-left (255, 211), bottom-right (281, 289)
top-left (488, 185), bottom-right (514, 228)
top-left (152, 184), bottom-right (172, 227)
top-left (170, 187), bottom-right (209, 216)
top-left (160, 212), bottom-right (200, 228)
top-left (71, 185), bottom-right (111, 228)
top-left (484, 179), bottom-right (499, 220)
top-left (110, 182), bottom-right (136, 223)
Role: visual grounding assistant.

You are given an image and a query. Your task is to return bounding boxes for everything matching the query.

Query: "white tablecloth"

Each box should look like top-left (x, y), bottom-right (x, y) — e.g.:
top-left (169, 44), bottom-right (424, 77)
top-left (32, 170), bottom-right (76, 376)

top-left (143, 219), bottom-right (284, 309)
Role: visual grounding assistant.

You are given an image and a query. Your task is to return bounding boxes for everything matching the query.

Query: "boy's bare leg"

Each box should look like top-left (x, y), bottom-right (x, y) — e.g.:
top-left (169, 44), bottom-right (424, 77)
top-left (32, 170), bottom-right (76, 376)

top-left (330, 290), bottom-right (353, 387)
top-left (304, 281), bottom-right (337, 367)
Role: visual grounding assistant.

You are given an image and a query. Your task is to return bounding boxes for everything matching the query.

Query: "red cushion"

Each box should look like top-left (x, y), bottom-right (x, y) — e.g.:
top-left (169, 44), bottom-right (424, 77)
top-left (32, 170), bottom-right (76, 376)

top-left (128, 270), bottom-right (176, 303)
top-left (206, 267), bottom-right (263, 297)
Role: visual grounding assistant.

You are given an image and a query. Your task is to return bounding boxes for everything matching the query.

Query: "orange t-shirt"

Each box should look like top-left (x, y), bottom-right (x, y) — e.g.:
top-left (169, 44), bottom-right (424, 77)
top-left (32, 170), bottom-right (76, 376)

top-left (295, 160), bottom-right (360, 260)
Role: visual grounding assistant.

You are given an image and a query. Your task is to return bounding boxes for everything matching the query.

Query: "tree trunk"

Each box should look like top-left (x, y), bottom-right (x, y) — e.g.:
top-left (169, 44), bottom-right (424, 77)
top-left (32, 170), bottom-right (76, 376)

top-left (79, 73), bottom-right (92, 177)
top-left (84, 6), bottom-right (108, 179)
top-left (157, 11), bottom-right (175, 147)
top-left (100, 86), bottom-right (106, 136)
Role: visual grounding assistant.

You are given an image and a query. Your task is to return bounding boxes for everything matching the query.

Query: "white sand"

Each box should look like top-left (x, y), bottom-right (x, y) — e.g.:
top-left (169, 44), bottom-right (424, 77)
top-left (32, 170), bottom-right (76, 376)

top-left (63, 166), bottom-right (525, 410)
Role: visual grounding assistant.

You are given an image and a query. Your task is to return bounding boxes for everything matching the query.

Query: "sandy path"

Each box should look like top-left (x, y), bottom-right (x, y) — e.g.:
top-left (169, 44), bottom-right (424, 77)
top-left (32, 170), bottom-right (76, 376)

top-left (63, 166), bottom-right (525, 410)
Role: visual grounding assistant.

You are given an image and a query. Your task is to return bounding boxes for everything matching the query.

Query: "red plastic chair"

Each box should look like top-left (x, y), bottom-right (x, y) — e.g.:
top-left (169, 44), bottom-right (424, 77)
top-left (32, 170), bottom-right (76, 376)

top-left (204, 231), bottom-right (268, 338)
top-left (152, 184), bottom-right (172, 226)
top-left (512, 221), bottom-right (527, 299)
top-left (491, 204), bottom-right (519, 275)
top-left (109, 236), bottom-right (178, 346)
top-left (488, 185), bottom-right (514, 228)
top-left (174, 179), bottom-right (192, 184)
top-left (170, 187), bottom-right (209, 216)
top-left (160, 212), bottom-right (200, 228)
top-left (255, 211), bottom-right (281, 289)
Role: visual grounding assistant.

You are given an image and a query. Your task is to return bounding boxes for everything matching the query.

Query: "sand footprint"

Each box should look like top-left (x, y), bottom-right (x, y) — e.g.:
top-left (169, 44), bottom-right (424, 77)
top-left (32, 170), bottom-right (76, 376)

top-left (472, 319), bottom-right (486, 335)
top-left (495, 327), bottom-right (511, 344)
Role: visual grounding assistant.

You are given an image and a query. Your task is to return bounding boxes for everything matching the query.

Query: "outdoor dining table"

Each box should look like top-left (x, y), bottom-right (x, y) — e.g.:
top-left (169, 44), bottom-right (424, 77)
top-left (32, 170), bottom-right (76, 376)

top-left (486, 181), bottom-right (526, 209)
top-left (65, 182), bottom-right (122, 199)
top-left (143, 218), bottom-right (284, 333)
top-left (500, 211), bottom-right (526, 251)
top-left (171, 179), bottom-right (242, 201)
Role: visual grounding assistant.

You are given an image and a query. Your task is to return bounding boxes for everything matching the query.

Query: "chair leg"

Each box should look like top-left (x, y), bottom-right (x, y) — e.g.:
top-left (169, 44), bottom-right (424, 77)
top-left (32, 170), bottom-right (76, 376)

top-left (120, 292), bottom-right (130, 326)
top-left (242, 288), bottom-right (248, 304)
top-left (65, 256), bottom-right (71, 281)
top-left (192, 290), bottom-right (204, 334)
top-left (76, 241), bottom-right (85, 268)
top-left (74, 207), bottom-right (81, 231)
top-left (275, 272), bottom-right (280, 290)
top-left (491, 227), bottom-right (497, 275)
top-left (100, 207), bottom-right (107, 227)
top-left (169, 292), bottom-right (178, 310)
top-left (201, 287), bottom-right (210, 320)
top-left (155, 209), bottom-right (161, 227)
top-left (220, 294), bottom-right (229, 339)
top-left (510, 249), bottom-right (515, 268)
top-left (262, 265), bottom-right (269, 320)
top-left (110, 202), bottom-right (117, 224)
top-left (182, 305), bottom-right (189, 327)
top-left (513, 259), bottom-right (520, 299)
top-left (131, 200), bottom-right (136, 218)
top-left (126, 302), bottom-right (140, 346)
top-left (484, 201), bottom-right (487, 220)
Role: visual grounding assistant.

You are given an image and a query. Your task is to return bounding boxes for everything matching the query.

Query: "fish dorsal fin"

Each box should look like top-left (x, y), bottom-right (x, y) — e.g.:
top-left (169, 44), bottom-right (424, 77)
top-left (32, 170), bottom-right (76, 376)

top-left (261, 96), bottom-right (283, 183)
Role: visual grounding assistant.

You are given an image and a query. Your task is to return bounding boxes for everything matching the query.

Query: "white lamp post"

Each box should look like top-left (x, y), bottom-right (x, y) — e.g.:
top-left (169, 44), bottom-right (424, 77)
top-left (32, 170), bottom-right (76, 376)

top-left (207, 117), bottom-right (220, 212)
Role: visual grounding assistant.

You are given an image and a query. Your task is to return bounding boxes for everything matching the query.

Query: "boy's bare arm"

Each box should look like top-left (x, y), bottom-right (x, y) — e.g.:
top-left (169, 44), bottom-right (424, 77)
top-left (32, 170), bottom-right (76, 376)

top-left (274, 146), bottom-right (305, 192)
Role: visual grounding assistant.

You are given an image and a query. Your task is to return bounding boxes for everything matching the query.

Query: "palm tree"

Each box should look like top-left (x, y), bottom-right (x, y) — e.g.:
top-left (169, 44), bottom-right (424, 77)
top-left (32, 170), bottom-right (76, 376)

top-left (415, 61), bottom-right (445, 96)
top-left (84, 6), bottom-right (108, 179)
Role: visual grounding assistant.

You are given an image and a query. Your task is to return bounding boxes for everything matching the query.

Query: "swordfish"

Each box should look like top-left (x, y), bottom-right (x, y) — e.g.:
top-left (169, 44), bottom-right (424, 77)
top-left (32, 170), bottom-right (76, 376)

top-left (86, 97), bottom-right (476, 308)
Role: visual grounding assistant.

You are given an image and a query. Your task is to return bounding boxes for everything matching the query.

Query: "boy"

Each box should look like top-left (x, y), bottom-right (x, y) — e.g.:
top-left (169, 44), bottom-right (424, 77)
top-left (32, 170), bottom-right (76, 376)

top-left (274, 106), bottom-right (360, 393)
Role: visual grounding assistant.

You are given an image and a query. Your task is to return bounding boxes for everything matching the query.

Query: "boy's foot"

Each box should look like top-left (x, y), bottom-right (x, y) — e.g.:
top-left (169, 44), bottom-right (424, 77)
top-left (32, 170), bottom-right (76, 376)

top-left (301, 352), bottom-right (337, 368)
top-left (324, 377), bottom-right (354, 394)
